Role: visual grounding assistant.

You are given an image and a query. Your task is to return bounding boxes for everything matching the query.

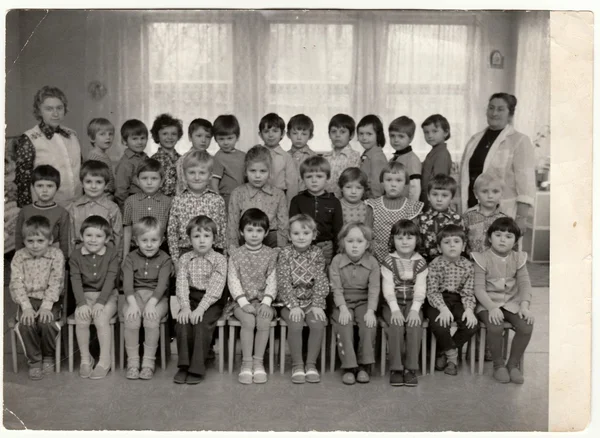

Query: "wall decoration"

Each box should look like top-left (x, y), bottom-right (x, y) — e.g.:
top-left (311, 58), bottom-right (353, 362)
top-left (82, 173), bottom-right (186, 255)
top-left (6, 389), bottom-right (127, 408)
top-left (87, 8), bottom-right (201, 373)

top-left (490, 50), bottom-right (504, 69)
top-left (87, 80), bottom-right (108, 101)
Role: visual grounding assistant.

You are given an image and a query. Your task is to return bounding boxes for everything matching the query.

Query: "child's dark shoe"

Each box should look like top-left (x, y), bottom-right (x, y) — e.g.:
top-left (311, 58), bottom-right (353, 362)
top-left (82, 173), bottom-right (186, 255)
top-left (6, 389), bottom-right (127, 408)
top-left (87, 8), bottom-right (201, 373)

top-left (186, 372), bottom-right (203, 385)
top-left (42, 358), bottom-right (55, 375)
top-left (173, 368), bottom-right (188, 384)
top-left (356, 366), bottom-right (370, 384)
top-left (484, 346), bottom-right (493, 362)
top-left (435, 355), bottom-right (447, 371)
top-left (305, 365), bottom-right (321, 383)
top-left (139, 367), bottom-right (155, 380)
top-left (126, 366), bottom-right (140, 380)
top-left (29, 367), bottom-right (43, 380)
top-left (493, 366), bottom-right (510, 383)
top-left (404, 369), bottom-right (418, 386)
top-left (291, 365), bottom-right (306, 384)
top-left (389, 370), bottom-right (404, 386)
top-left (444, 362), bottom-right (458, 376)
top-left (509, 367), bottom-right (524, 384)
top-left (342, 371), bottom-right (356, 385)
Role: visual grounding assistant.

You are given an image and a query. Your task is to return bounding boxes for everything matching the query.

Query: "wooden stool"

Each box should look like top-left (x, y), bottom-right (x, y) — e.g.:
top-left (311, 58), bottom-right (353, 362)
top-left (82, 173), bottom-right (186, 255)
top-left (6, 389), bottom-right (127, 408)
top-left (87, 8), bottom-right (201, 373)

top-left (279, 319), bottom-right (327, 375)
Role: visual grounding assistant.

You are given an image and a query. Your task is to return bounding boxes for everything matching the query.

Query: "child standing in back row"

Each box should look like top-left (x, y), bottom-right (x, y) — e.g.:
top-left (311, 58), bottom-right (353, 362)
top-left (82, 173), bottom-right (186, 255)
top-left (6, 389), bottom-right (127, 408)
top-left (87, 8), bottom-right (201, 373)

top-left (420, 114), bottom-right (453, 204)
top-left (389, 116), bottom-right (422, 202)
top-left (176, 119), bottom-right (213, 195)
top-left (114, 119), bottom-right (149, 210)
top-left (324, 113), bottom-right (361, 198)
top-left (357, 115), bottom-right (388, 198)
top-left (86, 118), bottom-right (116, 197)
top-left (150, 114), bottom-right (184, 197)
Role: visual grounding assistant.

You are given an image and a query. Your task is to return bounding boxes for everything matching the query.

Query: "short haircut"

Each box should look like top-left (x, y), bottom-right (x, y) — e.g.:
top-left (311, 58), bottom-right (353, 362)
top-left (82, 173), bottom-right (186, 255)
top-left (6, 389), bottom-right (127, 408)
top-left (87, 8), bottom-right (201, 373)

top-left (213, 114), bottom-right (240, 137)
top-left (136, 158), bottom-right (164, 178)
top-left (300, 155), bottom-right (331, 179)
top-left (87, 118), bottom-right (115, 141)
top-left (379, 161), bottom-right (408, 183)
top-left (244, 145), bottom-right (272, 173)
top-left (436, 224), bottom-right (466, 245)
top-left (80, 215), bottom-right (112, 239)
top-left (150, 113), bottom-right (184, 144)
top-left (132, 216), bottom-right (163, 238)
top-left (22, 215), bottom-right (52, 240)
top-left (489, 93), bottom-right (518, 116)
top-left (388, 219), bottom-right (421, 254)
top-left (328, 113), bottom-right (356, 137)
top-left (428, 174), bottom-right (458, 196)
top-left (389, 116), bottom-right (416, 140)
top-left (473, 172), bottom-right (504, 193)
top-left (287, 114), bottom-right (314, 135)
top-left (357, 114), bottom-right (386, 147)
top-left (188, 118), bottom-right (213, 138)
top-left (186, 215), bottom-right (217, 238)
top-left (422, 114), bottom-right (451, 141)
top-left (121, 119), bottom-right (148, 141)
top-left (487, 217), bottom-right (522, 241)
top-left (80, 160), bottom-right (111, 184)
top-left (337, 222), bottom-right (373, 254)
top-left (337, 167), bottom-right (368, 192)
top-left (289, 214), bottom-right (318, 236)
top-left (33, 86), bottom-right (68, 121)
top-left (259, 113), bottom-right (285, 132)
top-left (182, 149), bottom-right (213, 172)
top-left (31, 164), bottom-right (61, 188)
top-left (239, 208), bottom-right (270, 233)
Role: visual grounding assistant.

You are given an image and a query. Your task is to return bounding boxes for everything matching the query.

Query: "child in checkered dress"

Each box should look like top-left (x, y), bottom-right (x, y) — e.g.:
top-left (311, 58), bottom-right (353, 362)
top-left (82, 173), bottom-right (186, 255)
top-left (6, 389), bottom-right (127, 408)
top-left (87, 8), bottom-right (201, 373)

top-left (338, 167), bottom-right (373, 227)
top-left (278, 214), bottom-right (329, 384)
top-left (150, 113), bottom-right (183, 197)
top-left (225, 209), bottom-right (279, 384)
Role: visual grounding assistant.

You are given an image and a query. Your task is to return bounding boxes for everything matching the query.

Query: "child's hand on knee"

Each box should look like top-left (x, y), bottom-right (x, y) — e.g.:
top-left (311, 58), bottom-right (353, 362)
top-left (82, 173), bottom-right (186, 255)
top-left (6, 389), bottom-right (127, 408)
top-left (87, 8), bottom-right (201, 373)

top-left (177, 307), bottom-right (192, 324)
top-left (242, 304), bottom-right (256, 315)
top-left (462, 308), bottom-right (477, 329)
top-left (76, 304), bottom-right (92, 321)
top-left (143, 299), bottom-right (159, 320)
top-left (190, 308), bottom-right (205, 324)
top-left (309, 307), bottom-right (327, 322)
top-left (20, 308), bottom-right (36, 326)
top-left (488, 307), bottom-right (504, 325)
top-left (390, 309), bottom-right (404, 326)
top-left (518, 305), bottom-right (534, 324)
top-left (289, 307), bottom-right (304, 323)
top-left (338, 306), bottom-right (352, 325)
top-left (125, 301), bottom-right (141, 321)
top-left (435, 307), bottom-right (453, 328)
top-left (364, 309), bottom-right (377, 328)
top-left (37, 308), bottom-right (54, 324)
top-left (406, 310), bottom-right (421, 327)
top-left (257, 304), bottom-right (272, 319)
top-left (92, 303), bottom-right (105, 318)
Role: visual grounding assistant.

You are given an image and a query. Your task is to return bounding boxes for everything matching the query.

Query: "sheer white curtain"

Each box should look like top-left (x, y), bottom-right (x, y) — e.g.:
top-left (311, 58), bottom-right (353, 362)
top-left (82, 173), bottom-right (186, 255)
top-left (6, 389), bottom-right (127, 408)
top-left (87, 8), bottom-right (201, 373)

top-left (84, 10), bottom-right (481, 160)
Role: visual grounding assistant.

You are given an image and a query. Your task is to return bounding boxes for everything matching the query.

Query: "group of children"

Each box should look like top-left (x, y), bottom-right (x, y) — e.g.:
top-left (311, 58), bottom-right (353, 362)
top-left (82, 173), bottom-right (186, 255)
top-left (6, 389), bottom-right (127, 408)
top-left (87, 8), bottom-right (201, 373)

top-left (9, 111), bottom-right (534, 389)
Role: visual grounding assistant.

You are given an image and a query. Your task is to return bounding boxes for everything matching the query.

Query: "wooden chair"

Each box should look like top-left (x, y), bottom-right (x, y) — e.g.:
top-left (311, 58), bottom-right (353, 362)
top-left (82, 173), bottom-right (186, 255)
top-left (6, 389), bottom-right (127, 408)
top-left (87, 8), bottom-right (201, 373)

top-left (429, 322), bottom-right (477, 375)
top-left (279, 319), bottom-right (327, 375)
top-left (477, 321), bottom-right (525, 375)
top-left (227, 316), bottom-right (277, 374)
top-left (379, 318), bottom-right (429, 377)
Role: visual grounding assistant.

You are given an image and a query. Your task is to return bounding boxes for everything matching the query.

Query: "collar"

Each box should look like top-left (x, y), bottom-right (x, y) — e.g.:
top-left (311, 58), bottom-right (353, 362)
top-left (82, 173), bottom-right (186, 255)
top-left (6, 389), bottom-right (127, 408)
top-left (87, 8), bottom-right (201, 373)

top-left (392, 146), bottom-right (413, 158)
top-left (183, 187), bottom-right (217, 197)
top-left (340, 198), bottom-right (363, 208)
top-left (362, 146), bottom-right (382, 157)
top-left (439, 255), bottom-right (471, 269)
top-left (39, 121), bottom-right (70, 139)
top-left (137, 191), bottom-right (164, 201)
top-left (338, 253), bottom-right (372, 268)
top-left (155, 147), bottom-right (181, 160)
top-left (124, 148), bottom-right (147, 159)
top-left (424, 207), bottom-right (458, 218)
top-left (22, 248), bottom-right (55, 260)
top-left (468, 203), bottom-right (502, 216)
top-left (247, 183), bottom-right (274, 197)
top-left (135, 248), bottom-right (162, 259)
top-left (290, 145), bottom-right (312, 155)
top-left (431, 142), bottom-right (448, 151)
top-left (328, 145), bottom-right (352, 157)
top-left (33, 201), bottom-right (58, 209)
top-left (81, 246), bottom-right (107, 256)
top-left (74, 193), bottom-right (109, 206)
top-left (390, 251), bottom-right (423, 262)
top-left (266, 144), bottom-right (285, 155)
top-left (244, 243), bottom-right (264, 252)
top-left (189, 248), bottom-right (216, 261)
top-left (301, 189), bottom-right (333, 199)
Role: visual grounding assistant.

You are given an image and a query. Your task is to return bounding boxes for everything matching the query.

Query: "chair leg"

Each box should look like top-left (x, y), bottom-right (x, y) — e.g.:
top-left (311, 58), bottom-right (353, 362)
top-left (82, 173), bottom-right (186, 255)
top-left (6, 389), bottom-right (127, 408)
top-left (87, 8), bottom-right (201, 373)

top-left (111, 324), bottom-right (116, 371)
top-left (56, 330), bottom-right (62, 373)
top-left (280, 326), bottom-right (286, 375)
top-left (320, 328), bottom-right (326, 376)
top-left (160, 323), bottom-right (166, 371)
top-left (421, 327), bottom-right (427, 376)
top-left (218, 326), bottom-right (224, 374)
top-left (469, 334), bottom-right (476, 374)
top-left (380, 327), bottom-right (386, 377)
top-left (228, 326), bottom-right (235, 374)
top-left (502, 329), bottom-right (509, 360)
top-left (478, 328), bottom-right (486, 375)
top-left (430, 334), bottom-right (436, 375)
top-left (119, 322), bottom-right (125, 370)
top-left (269, 326), bottom-right (275, 375)
top-left (11, 329), bottom-right (18, 373)
top-left (329, 326), bottom-right (336, 373)
top-left (68, 324), bottom-right (74, 373)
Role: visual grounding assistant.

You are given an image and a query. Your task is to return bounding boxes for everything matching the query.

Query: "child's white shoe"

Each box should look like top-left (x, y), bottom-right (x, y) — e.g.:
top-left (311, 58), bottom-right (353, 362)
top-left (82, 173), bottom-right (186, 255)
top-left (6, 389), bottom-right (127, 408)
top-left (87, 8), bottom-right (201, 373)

top-left (238, 363), bottom-right (253, 385)
top-left (253, 362), bottom-right (267, 384)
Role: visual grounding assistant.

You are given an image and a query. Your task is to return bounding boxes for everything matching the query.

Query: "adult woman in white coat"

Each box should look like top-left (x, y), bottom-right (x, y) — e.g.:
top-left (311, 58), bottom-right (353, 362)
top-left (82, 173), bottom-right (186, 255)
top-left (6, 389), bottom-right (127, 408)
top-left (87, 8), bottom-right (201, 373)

top-left (459, 93), bottom-right (536, 232)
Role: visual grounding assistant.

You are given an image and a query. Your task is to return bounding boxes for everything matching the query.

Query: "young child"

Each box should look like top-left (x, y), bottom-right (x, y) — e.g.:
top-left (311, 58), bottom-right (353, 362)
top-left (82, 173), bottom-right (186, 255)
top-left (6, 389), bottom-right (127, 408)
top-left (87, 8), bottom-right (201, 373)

top-left (278, 214), bottom-right (329, 384)
top-left (123, 158), bottom-right (172, 257)
top-left (176, 118), bottom-right (213, 195)
top-left (210, 114), bottom-right (246, 210)
top-left (364, 161), bottom-right (424, 264)
top-left (150, 113), bottom-right (183, 197)
top-left (462, 173), bottom-right (508, 254)
top-left (226, 208), bottom-right (279, 384)
top-left (287, 114), bottom-right (317, 172)
top-left (174, 215), bottom-right (227, 385)
top-left (68, 160), bottom-right (122, 257)
top-left (426, 224), bottom-right (478, 376)
top-left (10, 216), bottom-right (65, 380)
top-left (330, 223), bottom-right (380, 385)
top-left (86, 118), bottom-right (116, 196)
top-left (289, 155), bottom-right (343, 265)
top-left (15, 165), bottom-right (70, 257)
top-left (388, 116), bottom-right (422, 202)
top-left (258, 112), bottom-right (299, 205)
top-left (69, 215), bottom-right (119, 379)
top-left (472, 217), bottom-right (534, 384)
top-left (114, 119), bottom-right (149, 209)
top-left (380, 220), bottom-right (428, 386)
top-left (323, 113), bottom-right (361, 198)
top-left (420, 114), bottom-right (453, 204)
top-left (167, 150), bottom-right (226, 265)
top-left (357, 115), bottom-right (388, 198)
top-left (337, 167), bottom-right (373, 227)
top-left (122, 216), bottom-right (172, 380)
top-left (418, 174), bottom-right (465, 263)
top-left (227, 145), bottom-right (288, 250)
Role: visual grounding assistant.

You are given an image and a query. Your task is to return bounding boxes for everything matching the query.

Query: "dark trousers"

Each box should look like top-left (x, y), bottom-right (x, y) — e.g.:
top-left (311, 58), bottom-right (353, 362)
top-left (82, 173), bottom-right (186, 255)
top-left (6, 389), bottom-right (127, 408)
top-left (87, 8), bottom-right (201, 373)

top-left (382, 303), bottom-right (422, 371)
top-left (427, 292), bottom-right (478, 353)
top-left (478, 308), bottom-right (533, 368)
top-left (15, 298), bottom-right (61, 368)
top-left (175, 289), bottom-right (223, 376)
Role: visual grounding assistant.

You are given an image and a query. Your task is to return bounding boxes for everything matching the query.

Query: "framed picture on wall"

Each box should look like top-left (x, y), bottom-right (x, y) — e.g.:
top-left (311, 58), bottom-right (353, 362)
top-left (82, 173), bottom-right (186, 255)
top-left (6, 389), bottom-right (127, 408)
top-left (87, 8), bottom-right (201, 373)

top-left (490, 49), bottom-right (504, 69)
